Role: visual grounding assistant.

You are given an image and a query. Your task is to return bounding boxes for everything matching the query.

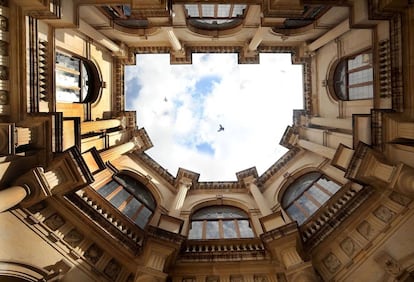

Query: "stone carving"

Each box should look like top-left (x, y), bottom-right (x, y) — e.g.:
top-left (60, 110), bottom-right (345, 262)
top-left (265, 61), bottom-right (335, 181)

top-left (374, 205), bottom-right (395, 223)
top-left (0, 40), bottom-right (8, 56)
top-left (0, 90), bottom-right (8, 105)
top-left (322, 252), bottom-right (342, 273)
top-left (357, 221), bottom-right (374, 240)
top-left (84, 244), bottom-right (103, 264)
top-left (230, 276), bottom-right (243, 282)
top-left (375, 251), bottom-right (402, 278)
top-left (0, 15), bottom-right (7, 32)
top-left (206, 277), bottom-right (219, 282)
top-left (63, 229), bottom-right (84, 247)
top-left (254, 275), bottom-right (268, 282)
top-left (44, 213), bottom-right (65, 231)
top-left (389, 192), bottom-right (411, 206)
top-left (0, 65), bottom-right (8, 80)
top-left (340, 237), bottom-right (355, 257)
top-left (104, 259), bottom-right (121, 280)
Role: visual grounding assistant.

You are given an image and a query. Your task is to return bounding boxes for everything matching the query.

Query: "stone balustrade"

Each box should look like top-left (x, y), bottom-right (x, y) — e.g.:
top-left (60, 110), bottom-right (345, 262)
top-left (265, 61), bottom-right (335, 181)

top-left (180, 238), bottom-right (266, 261)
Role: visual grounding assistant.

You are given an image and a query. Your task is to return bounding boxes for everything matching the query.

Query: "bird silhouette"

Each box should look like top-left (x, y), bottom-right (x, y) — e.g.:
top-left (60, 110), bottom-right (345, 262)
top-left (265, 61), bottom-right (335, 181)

top-left (218, 124), bottom-right (224, 132)
top-left (164, 97), bottom-right (168, 102)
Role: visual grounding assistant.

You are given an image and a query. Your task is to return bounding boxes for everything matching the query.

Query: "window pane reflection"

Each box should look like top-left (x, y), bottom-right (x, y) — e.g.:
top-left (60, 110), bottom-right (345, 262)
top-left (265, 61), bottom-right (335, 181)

top-left (222, 220), bottom-right (237, 238)
top-left (238, 220), bottom-right (254, 238)
top-left (283, 173), bottom-right (342, 225)
top-left (206, 221), bottom-right (219, 239)
top-left (189, 206), bottom-right (255, 239)
top-left (188, 221), bottom-right (203, 239)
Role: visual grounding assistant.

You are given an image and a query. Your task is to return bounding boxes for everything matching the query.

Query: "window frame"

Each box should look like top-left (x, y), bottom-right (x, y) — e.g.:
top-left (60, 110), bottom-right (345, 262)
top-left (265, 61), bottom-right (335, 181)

top-left (282, 172), bottom-right (342, 225)
top-left (188, 205), bottom-right (255, 240)
top-left (330, 49), bottom-right (374, 101)
top-left (55, 50), bottom-right (103, 104)
top-left (95, 174), bottom-right (156, 229)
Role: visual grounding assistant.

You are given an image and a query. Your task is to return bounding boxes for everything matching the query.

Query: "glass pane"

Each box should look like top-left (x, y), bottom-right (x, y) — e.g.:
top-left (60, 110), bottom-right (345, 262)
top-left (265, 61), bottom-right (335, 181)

top-left (97, 181), bottom-right (119, 198)
top-left (217, 4), bottom-right (230, 17)
top-left (185, 4), bottom-right (199, 17)
top-left (348, 68), bottom-right (373, 85)
top-left (222, 220), bottom-right (237, 238)
top-left (134, 206), bottom-right (152, 229)
top-left (282, 172), bottom-right (321, 207)
top-left (122, 197), bottom-right (142, 218)
top-left (232, 5), bottom-right (246, 17)
top-left (348, 53), bottom-right (372, 70)
top-left (192, 206), bottom-right (247, 220)
top-left (201, 4), bottom-right (214, 17)
top-left (205, 221), bottom-right (219, 239)
top-left (109, 189), bottom-right (130, 208)
top-left (318, 178), bottom-right (341, 194)
top-left (287, 205), bottom-right (307, 225)
top-left (308, 186), bottom-right (330, 205)
top-left (238, 220), bottom-right (254, 238)
top-left (349, 84), bottom-right (373, 100)
top-left (114, 174), bottom-right (156, 210)
top-left (296, 195), bottom-right (318, 215)
top-left (188, 221), bottom-right (203, 239)
top-left (56, 53), bottom-right (80, 70)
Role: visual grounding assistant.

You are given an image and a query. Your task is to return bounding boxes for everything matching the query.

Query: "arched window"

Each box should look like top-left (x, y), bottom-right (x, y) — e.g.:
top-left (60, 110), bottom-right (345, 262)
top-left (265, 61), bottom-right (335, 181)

top-left (55, 52), bottom-right (102, 103)
top-left (96, 174), bottom-right (156, 229)
top-left (188, 206), bottom-right (254, 239)
top-left (282, 172), bottom-right (341, 225)
top-left (333, 51), bottom-right (373, 100)
top-left (184, 4), bottom-right (246, 30)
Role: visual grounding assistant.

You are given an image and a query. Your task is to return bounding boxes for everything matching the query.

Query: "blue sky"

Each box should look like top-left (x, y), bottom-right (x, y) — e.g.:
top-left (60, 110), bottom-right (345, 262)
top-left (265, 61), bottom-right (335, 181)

top-left (125, 53), bottom-right (303, 181)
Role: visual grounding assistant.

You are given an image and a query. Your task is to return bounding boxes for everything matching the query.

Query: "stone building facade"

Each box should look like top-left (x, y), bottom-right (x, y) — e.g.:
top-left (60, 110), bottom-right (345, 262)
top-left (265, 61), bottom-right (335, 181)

top-left (0, 0), bottom-right (414, 281)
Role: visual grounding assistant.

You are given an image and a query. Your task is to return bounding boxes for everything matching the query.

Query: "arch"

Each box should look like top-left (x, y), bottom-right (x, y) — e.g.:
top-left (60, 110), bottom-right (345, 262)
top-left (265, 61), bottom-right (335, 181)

top-left (0, 261), bottom-right (49, 282)
top-left (55, 51), bottom-right (103, 104)
top-left (187, 199), bottom-right (256, 240)
top-left (95, 171), bottom-right (158, 229)
top-left (183, 4), bottom-right (247, 37)
top-left (117, 169), bottom-right (163, 206)
top-left (279, 169), bottom-right (342, 225)
top-left (327, 48), bottom-right (373, 101)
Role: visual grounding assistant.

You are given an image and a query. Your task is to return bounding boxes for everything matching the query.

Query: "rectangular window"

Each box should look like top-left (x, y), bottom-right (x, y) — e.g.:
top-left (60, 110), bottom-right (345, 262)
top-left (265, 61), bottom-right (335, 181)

top-left (222, 220), bottom-right (237, 238)
top-left (205, 221), bottom-right (220, 239)
top-left (188, 221), bottom-right (203, 239)
top-left (109, 188), bottom-right (130, 208)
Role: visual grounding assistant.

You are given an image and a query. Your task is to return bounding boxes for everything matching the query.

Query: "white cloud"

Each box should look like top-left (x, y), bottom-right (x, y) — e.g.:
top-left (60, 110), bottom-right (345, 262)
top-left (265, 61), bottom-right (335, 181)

top-left (125, 53), bottom-right (303, 181)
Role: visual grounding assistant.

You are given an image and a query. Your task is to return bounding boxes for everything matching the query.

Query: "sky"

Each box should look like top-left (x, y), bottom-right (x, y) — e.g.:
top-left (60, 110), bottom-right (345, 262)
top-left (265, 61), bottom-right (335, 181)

top-left (125, 53), bottom-right (303, 181)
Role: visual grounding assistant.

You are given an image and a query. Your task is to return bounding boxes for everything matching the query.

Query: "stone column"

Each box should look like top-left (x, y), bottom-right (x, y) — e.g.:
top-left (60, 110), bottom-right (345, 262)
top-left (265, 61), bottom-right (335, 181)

top-left (80, 118), bottom-right (122, 135)
top-left (99, 141), bottom-right (135, 163)
top-left (297, 139), bottom-right (336, 160)
top-left (169, 177), bottom-right (192, 217)
top-left (309, 117), bottom-right (352, 131)
top-left (0, 185), bottom-right (28, 212)
top-left (244, 176), bottom-right (272, 216)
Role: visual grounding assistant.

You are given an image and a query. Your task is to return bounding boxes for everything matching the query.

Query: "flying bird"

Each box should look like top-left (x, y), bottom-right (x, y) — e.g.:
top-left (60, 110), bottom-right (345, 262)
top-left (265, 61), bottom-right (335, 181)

top-left (218, 124), bottom-right (224, 132)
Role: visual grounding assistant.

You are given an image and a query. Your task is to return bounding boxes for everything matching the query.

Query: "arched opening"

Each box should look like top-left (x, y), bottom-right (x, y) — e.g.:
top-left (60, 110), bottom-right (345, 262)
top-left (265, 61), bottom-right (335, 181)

top-left (281, 171), bottom-right (341, 225)
top-left (55, 52), bottom-right (103, 104)
top-left (95, 173), bottom-right (156, 229)
top-left (329, 50), bottom-right (373, 101)
top-left (188, 205), bottom-right (254, 239)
